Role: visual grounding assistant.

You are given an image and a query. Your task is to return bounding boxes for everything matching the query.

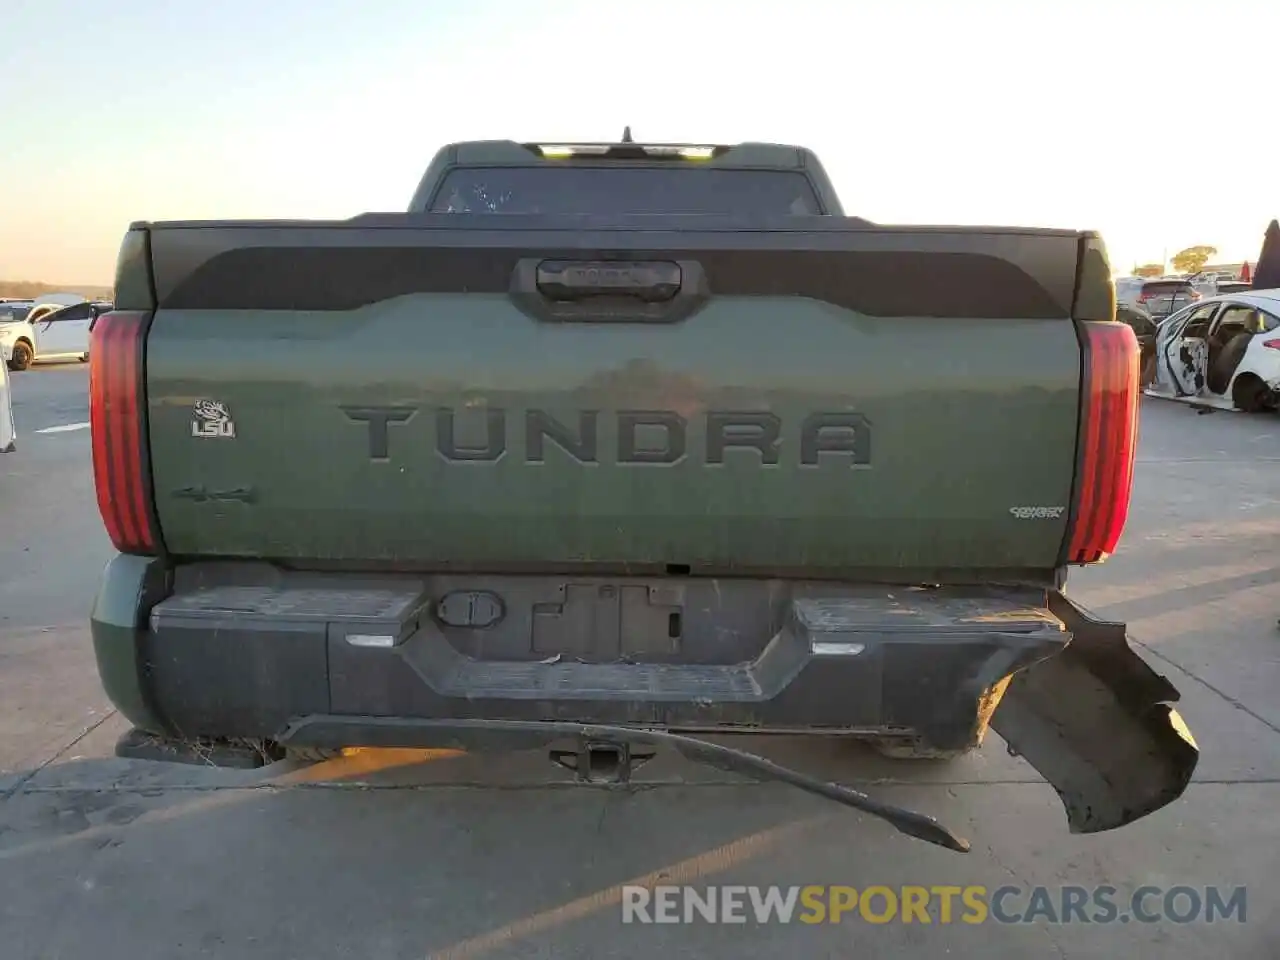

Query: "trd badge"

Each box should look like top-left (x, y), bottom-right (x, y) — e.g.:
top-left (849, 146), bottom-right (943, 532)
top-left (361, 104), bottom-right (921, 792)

top-left (191, 399), bottom-right (236, 439)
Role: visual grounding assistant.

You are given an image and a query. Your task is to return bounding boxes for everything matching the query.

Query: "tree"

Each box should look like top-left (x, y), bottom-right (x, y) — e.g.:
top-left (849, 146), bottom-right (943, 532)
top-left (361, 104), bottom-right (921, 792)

top-left (1132, 263), bottom-right (1164, 277)
top-left (1169, 245), bottom-right (1218, 274)
top-left (0, 280), bottom-right (113, 301)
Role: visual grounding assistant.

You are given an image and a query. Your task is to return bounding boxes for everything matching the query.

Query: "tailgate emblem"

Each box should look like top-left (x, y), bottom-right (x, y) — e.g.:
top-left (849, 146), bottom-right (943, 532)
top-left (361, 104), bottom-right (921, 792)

top-left (1009, 506), bottom-right (1064, 519)
top-left (191, 399), bottom-right (236, 439)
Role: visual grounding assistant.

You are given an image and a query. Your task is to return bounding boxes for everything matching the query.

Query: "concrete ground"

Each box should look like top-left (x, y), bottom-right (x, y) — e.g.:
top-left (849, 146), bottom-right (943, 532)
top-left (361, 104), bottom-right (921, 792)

top-left (0, 363), bottom-right (1277, 959)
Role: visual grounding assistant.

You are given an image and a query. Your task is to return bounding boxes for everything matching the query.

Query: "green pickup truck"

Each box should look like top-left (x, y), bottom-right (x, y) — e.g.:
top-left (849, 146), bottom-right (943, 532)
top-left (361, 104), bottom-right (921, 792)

top-left (88, 136), bottom-right (1197, 852)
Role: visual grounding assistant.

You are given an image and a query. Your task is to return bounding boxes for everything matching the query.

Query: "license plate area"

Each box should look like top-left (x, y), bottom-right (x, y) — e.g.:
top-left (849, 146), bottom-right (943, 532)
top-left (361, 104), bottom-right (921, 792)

top-left (531, 582), bottom-right (684, 660)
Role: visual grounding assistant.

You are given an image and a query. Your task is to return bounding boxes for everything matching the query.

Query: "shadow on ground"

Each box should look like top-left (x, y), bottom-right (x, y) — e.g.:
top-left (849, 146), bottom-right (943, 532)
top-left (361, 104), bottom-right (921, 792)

top-left (1, 741), bottom-right (1276, 959)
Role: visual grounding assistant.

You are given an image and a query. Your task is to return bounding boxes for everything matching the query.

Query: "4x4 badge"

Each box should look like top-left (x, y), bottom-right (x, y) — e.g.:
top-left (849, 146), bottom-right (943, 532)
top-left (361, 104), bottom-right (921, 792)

top-left (191, 399), bottom-right (236, 439)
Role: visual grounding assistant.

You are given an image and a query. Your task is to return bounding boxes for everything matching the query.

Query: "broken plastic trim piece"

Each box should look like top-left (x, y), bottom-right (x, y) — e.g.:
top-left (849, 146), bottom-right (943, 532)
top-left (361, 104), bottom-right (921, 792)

top-left (277, 716), bottom-right (970, 853)
top-left (991, 592), bottom-right (1198, 833)
top-left (659, 728), bottom-right (971, 852)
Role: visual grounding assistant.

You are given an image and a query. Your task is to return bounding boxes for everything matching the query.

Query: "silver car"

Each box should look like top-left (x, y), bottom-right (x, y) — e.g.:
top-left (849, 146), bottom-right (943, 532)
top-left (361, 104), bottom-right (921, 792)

top-left (1135, 278), bottom-right (1201, 318)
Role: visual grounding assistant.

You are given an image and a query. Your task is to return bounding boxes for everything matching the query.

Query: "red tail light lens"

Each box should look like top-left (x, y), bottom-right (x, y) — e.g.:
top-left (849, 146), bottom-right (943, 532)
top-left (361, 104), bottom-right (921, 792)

top-left (90, 311), bottom-right (160, 555)
top-left (1066, 321), bottom-right (1140, 564)
top-left (1263, 339), bottom-right (1280, 350)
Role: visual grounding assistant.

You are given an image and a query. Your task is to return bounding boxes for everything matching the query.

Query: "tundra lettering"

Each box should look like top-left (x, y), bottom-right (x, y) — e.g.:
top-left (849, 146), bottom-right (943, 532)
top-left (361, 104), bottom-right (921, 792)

top-left (707, 411), bottom-right (781, 465)
top-left (527, 409), bottom-right (597, 463)
top-left (617, 411), bottom-right (685, 464)
top-left (340, 406), bottom-right (416, 461)
top-left (437, 407), bottom-right (506, 462)
top-left (342, 406), bottom-right (871, 466)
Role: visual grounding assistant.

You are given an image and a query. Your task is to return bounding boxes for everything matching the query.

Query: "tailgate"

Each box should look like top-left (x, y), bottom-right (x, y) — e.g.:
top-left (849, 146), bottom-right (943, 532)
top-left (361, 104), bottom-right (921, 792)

top-left (141, 216), bottom-right (1093, 574)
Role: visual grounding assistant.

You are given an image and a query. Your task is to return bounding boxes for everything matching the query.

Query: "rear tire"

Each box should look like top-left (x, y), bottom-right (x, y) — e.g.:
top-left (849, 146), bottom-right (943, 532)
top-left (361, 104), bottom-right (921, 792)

top-left (7, 341), bottom-right (32, 371)
top-left (869, 674), bottom-right (1011, 762)
top-left (1231, 374), bottom-right (1270, 413)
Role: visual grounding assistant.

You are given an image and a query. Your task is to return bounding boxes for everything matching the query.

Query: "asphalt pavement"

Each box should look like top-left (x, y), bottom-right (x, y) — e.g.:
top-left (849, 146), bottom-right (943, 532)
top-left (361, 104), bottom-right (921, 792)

top-left (0, 362), bottom-right (1277, 959)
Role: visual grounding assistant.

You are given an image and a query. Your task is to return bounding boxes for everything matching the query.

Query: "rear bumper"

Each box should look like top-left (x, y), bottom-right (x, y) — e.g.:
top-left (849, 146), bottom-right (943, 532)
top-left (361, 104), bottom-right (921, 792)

top-left (227, 616), bottom-right (1041, 753)
top-left (91, 557), bottom-right (1061, 751)
top-left (92, 556), bottom-right (1198, 836)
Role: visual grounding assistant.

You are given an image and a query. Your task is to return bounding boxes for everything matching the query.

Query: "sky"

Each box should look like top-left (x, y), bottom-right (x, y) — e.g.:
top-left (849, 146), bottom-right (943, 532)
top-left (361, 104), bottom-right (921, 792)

top-left (2, 0), bottom-right (1277, 285)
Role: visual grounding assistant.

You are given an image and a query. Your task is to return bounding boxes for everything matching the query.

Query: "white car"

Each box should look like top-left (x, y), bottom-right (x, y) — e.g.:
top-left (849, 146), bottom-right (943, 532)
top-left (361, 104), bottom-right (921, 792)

top-left (1145, 288), bottom-right (1280, 412)
top-left (0, 297), bottom-right (100, 371)
top-left (0, 353), bottom-right (15, 453)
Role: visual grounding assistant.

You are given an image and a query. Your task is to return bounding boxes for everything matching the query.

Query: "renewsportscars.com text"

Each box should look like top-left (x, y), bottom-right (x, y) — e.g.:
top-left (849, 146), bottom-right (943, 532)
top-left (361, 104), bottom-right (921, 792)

top-left (621, 885), bottom-right (1247, 925)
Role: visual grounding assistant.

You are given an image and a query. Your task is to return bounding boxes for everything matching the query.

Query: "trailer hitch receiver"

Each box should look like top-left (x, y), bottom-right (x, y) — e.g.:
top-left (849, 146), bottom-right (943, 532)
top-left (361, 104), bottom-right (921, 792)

top-left (550, 739), bottom-right (656, 783)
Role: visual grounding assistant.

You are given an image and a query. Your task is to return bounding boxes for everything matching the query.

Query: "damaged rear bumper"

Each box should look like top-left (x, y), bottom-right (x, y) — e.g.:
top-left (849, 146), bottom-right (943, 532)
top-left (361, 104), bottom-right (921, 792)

top-left (992, 592), bottom-right (1198, 833)
top-left (91, 557), bottom-right (1198, 851)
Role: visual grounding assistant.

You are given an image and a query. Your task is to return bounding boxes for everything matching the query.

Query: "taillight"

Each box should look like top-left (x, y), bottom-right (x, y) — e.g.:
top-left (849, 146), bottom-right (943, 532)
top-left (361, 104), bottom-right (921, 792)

top-left (1066, 321), bottom-right (1140, 565)
top-left (1263, 339), bottom-right (1280, 350)
top-left (90, 311), bottom-right (160, 555)
top-left (1136, 291), bottom-right (1152, 302)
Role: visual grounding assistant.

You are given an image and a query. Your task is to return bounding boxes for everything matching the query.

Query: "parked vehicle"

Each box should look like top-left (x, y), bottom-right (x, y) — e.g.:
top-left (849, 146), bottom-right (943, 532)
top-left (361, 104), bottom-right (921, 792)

top-left (1117, 301), bottom-right (1160, 384)
top-left (24, 291), bottom-right (87, 313)
top-left (1134, 278), bottom-right (1201, 317)
top-left (1147, 288), bottom-right (1280, 411)
top-left (1215, 281), bottom-right (1252, 295)
top-left (1115, 276), bottom-right (1147, 305)
top-left (0, 300), bottom-right (33, 322)
top-left (1117, 302), bottom-right (1159, 348)
top-left (86, 136), bottom-right (1197, 852)
top-left (1, 298), bottom-right (105, 370)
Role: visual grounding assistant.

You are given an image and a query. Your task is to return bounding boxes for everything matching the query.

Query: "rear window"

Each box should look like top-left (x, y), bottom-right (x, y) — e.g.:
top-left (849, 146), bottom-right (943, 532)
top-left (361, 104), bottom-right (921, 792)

top-left (429, 166), bottom-right (823, 215)
top-left (1143, 280), bottom-right (1193, 291)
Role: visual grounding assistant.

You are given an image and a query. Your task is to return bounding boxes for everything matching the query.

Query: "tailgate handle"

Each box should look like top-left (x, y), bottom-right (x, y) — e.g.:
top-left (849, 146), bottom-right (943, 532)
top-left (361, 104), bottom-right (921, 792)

top-left (536, 261), bottom-right (682, 303)
top-left (510, 258), bottom-right (709, 324)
